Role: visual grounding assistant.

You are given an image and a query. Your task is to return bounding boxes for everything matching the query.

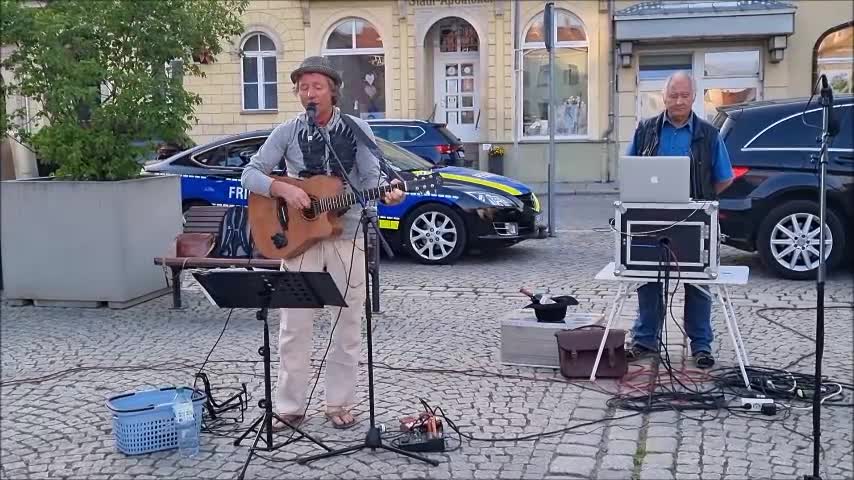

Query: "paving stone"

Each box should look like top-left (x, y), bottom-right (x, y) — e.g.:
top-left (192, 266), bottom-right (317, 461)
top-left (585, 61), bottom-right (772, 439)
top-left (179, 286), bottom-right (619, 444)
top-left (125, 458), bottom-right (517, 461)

top-left (606, 439), bottom-right (637, 456)
top-left (1, 207), bottom-right (852, 480)
top-left (555, 444), bottom-right (599, 457)
top-left (600, 454), bottom-right (634, 470)
top-left (643, 453), bottom-right (675, 467)
top-left (549, 456), bottom-right (596, 476)
top-left (647, 437), bottom-right (678, 453)
top-left (640, 468), bottom-right (674, 480)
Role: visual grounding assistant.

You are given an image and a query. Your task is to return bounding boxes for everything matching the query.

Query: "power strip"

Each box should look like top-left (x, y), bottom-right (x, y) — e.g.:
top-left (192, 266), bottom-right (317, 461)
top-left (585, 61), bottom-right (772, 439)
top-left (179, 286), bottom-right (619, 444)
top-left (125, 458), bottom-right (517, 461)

top-left (740, 396), bottom-right (776, 415)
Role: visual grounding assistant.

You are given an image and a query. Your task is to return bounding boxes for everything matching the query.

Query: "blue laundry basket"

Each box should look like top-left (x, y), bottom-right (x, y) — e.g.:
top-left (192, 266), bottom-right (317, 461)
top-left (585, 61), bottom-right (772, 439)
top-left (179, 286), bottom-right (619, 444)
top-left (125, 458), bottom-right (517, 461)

top-left (105, 386), bottom-right (206, 455)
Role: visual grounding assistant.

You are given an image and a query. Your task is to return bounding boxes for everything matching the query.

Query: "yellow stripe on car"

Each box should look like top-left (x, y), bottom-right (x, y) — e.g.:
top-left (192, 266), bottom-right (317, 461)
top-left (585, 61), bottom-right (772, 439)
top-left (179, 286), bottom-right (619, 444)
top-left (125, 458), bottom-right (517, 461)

top-left (379, 218), bottom-right (400, 230)
top-left (438, 173), bottom-right (522, 196)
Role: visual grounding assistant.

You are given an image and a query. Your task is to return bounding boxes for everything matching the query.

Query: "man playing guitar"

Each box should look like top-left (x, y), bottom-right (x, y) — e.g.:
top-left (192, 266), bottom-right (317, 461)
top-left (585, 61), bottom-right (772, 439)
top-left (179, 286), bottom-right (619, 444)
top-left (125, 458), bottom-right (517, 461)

top-left (241, 56), bottom-right (404, 430)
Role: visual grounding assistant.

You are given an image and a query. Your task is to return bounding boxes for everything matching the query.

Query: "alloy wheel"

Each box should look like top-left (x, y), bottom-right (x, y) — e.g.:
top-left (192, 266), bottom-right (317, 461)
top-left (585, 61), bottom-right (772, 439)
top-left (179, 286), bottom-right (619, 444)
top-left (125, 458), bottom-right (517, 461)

top-left (769, 213), bottom-right (833, 272)
top-left (408, 210), bottom-right (458, 262)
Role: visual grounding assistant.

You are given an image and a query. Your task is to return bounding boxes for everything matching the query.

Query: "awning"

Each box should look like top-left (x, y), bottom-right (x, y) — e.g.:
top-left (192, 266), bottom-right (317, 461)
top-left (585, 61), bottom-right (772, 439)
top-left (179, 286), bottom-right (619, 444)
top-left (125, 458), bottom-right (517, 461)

top-left (614, 1), bottom-right (796, 41)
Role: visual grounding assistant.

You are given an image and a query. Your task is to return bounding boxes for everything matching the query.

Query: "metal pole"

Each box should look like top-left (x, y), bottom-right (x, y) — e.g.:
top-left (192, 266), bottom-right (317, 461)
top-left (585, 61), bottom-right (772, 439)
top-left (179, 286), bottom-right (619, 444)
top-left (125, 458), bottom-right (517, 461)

top-left (807, 75), bottom-right (833, 480)
top-left (547, 4), bottom-right (556, 237)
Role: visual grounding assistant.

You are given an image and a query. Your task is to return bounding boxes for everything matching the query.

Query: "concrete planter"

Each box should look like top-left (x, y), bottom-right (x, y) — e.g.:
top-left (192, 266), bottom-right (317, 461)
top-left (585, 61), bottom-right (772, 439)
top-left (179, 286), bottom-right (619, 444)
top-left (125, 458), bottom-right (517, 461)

top-left (1, 174), bottom-right (182, 308)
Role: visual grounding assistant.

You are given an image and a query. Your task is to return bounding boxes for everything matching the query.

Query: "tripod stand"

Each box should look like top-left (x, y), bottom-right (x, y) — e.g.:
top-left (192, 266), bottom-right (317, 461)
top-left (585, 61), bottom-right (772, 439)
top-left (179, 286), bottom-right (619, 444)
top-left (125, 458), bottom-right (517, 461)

top-left (801, 74), bottom-right (838, 480)
top-left (193, 269), bottom-right (347, 479)
top-left (294, 108), bottom-right (439, 467)
top-left (296, 214), bottom-right (439, 467)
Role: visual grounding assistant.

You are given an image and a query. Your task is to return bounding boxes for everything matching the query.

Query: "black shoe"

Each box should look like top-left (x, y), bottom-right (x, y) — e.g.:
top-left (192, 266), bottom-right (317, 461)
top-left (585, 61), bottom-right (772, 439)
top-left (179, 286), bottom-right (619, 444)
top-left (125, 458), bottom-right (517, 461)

top-left (626, 344), bottom-right (658, 361)
top-left (693, 351), bottom-right (715, 369)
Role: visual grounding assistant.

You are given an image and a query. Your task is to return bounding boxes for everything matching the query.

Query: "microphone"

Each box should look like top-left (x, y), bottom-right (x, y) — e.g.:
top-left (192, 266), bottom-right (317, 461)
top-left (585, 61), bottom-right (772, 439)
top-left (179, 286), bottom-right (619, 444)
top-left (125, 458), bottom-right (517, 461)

top-left (305, 102), bottom-right (318, 141)
top-left (819, 75), bottom-right (839, 137)
top-left (305, 102), bottom-right (318, 127)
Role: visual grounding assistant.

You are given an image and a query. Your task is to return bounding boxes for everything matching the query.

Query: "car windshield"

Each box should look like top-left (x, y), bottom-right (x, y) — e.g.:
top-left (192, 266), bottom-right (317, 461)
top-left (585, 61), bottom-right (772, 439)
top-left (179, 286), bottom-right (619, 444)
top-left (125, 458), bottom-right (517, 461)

top-left (377, 139), bottom-right (436, 171)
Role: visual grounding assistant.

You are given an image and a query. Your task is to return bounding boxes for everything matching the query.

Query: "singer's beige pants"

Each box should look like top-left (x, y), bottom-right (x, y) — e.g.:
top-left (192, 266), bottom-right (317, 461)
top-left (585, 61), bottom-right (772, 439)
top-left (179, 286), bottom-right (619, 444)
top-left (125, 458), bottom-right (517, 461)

top-left (275, 237), bottom-right (366, 415)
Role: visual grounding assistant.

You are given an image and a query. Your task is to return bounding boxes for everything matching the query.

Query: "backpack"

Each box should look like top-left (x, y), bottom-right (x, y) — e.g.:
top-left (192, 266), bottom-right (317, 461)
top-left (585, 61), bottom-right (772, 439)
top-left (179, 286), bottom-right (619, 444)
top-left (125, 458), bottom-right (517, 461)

top-left (216, 206), bottom-right (253, 258)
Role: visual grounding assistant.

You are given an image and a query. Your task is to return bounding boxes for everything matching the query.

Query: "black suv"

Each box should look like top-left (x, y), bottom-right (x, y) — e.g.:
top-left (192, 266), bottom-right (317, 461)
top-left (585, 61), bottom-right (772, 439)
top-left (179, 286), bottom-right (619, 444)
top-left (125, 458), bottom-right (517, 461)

top-left (715, 95), bottom-right (853, 279)
top-left (367, 119), bottom-right (465, 166)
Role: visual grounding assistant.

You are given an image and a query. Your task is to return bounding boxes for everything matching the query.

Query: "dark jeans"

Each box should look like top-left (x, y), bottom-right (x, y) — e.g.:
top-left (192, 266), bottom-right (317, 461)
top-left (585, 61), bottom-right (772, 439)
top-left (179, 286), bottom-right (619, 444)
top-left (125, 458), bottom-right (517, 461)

top-left (631, 282), bottom-right (713, 355)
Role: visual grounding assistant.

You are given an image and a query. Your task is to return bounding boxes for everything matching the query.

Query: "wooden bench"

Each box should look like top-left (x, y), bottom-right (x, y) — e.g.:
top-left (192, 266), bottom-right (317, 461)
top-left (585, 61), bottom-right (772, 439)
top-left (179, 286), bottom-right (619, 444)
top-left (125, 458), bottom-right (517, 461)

top-left (154, 205), bottom-right (381, 310)
top-left (154, 206), bottom-right (284, 308)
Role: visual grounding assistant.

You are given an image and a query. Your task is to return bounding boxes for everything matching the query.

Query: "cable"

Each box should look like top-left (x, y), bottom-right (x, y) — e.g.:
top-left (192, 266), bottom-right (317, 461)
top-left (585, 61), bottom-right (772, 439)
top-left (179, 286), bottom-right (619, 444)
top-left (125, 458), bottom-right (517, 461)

top-left (754, 305), bottom-right (854, 343)
top-left (800, 75), bottom-right (824, 130)
top-left (193, 308), bottom-right (234, 392)
top-left (600, 203), bottom-right (713, 237)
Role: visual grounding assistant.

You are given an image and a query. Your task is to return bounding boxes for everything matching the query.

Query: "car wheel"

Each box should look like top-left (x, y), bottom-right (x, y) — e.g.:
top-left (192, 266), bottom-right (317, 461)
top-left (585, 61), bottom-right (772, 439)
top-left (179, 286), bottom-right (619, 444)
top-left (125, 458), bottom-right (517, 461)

top-left (402, 203), bottom-right (466, 265)
top-left (756, 200), bottom-right (845, 280)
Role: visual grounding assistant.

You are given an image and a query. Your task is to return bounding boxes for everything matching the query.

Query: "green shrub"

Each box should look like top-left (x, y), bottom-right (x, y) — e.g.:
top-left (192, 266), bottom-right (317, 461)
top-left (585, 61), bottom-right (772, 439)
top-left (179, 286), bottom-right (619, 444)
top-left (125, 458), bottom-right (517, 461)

top-left (1, 0), bottom-right (248, 180)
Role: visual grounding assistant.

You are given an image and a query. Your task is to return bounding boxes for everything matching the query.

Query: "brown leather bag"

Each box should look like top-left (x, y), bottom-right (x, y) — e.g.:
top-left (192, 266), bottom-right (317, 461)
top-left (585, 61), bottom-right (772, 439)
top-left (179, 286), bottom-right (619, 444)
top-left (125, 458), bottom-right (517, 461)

top-left (176, 233), bottom-right (216, 257)
top-left (555, 325), bottom-right (628, 379)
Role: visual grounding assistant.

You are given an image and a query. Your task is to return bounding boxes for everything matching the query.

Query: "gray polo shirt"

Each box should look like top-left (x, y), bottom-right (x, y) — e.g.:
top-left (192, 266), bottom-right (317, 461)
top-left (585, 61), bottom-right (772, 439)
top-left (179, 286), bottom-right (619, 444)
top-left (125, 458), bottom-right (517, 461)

top-left (240, 107), bottom-right (387, 239)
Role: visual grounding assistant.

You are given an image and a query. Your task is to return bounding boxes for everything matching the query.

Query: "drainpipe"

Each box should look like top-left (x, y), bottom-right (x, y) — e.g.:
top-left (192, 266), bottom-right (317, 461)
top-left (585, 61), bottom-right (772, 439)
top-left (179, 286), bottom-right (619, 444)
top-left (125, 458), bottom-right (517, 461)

top-left (512, 0), bottom-right (520, 146)
top-left (601, 0), bottom-right (616, 182)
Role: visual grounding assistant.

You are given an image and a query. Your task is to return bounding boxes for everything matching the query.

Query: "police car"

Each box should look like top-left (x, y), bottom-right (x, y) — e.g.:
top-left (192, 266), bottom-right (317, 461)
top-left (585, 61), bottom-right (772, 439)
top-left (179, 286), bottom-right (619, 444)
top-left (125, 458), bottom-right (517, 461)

top-left (144, 130), bottom-right (542, 265)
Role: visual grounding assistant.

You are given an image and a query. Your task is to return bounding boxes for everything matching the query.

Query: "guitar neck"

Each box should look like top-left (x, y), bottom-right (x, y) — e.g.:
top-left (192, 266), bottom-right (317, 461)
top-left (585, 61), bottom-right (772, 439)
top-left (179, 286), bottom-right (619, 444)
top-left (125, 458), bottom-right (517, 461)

top-left (315, 182), bottom-right (403, 213)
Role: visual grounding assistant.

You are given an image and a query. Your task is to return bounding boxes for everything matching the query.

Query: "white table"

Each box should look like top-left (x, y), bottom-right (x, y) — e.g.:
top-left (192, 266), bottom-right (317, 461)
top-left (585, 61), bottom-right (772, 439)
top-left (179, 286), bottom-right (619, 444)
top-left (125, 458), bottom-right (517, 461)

top-left (591, 262), bottom-right (752, 389)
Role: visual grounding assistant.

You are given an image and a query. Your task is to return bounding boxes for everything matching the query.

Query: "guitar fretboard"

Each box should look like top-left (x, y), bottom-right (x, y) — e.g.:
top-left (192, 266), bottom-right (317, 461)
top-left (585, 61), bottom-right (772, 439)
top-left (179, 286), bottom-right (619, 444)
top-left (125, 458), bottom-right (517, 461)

top-left (313, 183), bottom-right (403, 214)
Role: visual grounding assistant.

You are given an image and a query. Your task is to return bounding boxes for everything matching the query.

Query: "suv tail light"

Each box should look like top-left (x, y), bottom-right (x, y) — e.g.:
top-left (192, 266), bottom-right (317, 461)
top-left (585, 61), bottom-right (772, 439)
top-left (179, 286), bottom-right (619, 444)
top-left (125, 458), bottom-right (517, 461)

top-left (732, 166), bottom-right (750, 179)
top-left (437, 144), bottom-right (460, 155)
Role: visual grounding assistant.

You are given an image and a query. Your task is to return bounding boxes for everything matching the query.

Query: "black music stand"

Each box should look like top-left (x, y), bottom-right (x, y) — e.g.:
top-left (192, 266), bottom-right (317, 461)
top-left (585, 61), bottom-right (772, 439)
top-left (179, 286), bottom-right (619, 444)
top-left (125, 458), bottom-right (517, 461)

top-left (193, 269), bottom-right (347, 480)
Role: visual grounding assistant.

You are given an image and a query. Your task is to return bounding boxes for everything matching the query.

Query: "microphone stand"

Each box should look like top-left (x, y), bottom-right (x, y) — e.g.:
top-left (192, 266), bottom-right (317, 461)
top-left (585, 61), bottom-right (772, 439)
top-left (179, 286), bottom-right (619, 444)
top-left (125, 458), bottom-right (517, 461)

top-left (295, 110), bottom-right (438, 467)
top-left (802, 74), bottom-right (835, 480)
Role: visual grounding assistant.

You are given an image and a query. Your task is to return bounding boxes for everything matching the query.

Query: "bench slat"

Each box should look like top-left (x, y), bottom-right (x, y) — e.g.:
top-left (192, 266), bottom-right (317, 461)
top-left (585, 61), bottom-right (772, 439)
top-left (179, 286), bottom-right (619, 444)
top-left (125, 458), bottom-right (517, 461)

top-left (185, 226), bottom-right (221, 233)
top-left (155, 257), bottom-right (282, 268)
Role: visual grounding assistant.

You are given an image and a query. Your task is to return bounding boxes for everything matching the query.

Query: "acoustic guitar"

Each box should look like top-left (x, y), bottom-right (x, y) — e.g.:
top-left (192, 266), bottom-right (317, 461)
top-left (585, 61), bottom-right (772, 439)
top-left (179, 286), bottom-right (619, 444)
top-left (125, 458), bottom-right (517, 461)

top-left (248, 173), bottom-right (442, 260)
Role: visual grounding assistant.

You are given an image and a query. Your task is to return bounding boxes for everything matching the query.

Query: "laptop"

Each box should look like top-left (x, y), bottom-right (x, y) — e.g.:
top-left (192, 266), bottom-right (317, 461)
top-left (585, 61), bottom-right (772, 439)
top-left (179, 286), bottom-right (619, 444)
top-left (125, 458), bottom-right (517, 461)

top-left (619, 156), bottom-right (691, 203)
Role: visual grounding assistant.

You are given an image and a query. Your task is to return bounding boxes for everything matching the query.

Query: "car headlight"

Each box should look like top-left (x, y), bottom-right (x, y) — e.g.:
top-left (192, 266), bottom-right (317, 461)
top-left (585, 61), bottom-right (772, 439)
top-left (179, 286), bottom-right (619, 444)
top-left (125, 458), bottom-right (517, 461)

top-left (464, 191), bottom-right (515, 207)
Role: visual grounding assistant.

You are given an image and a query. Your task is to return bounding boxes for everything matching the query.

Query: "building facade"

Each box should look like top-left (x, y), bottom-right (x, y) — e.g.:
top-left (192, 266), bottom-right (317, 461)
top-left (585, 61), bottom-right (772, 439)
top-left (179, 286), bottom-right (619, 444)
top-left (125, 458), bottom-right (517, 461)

top-left (4, 1), bottom-right (852, 182)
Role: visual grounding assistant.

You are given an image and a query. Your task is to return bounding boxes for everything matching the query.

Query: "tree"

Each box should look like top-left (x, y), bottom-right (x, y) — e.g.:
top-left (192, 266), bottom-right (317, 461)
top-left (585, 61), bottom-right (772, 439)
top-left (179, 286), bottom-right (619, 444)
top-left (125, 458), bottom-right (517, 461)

top-left (0, 0), bottom-right (248, 180)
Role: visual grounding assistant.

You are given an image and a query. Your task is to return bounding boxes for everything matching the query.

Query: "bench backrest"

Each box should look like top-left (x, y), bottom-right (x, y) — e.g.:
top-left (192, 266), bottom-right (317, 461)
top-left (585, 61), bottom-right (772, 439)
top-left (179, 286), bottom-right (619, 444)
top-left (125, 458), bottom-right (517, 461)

top-left (183, 205), bottom-right (230, 234)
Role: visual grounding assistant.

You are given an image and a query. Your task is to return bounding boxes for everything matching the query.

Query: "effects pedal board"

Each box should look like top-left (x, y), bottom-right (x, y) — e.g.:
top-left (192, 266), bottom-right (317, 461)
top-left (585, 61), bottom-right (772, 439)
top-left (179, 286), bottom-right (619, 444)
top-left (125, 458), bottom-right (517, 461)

top-left (397, 430), bottom-right (447, 452)
top-left (397, 411), bottom-right (446, 452)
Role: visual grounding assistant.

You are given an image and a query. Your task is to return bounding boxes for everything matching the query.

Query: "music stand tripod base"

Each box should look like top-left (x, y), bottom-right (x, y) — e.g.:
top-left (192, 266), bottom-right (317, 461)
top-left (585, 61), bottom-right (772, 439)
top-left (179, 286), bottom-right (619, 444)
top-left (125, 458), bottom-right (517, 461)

top-left (193, 269), bottom-right (347, 478)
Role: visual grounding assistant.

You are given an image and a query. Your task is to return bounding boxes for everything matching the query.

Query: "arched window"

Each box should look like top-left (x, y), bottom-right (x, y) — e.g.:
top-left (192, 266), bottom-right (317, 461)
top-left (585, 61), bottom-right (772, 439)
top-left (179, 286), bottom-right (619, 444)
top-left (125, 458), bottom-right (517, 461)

top-left (814, 23), bottom-right (853, 94)
top-left (322, 18), bottom-right (385, 119)
top-left (241, 33), bottom-right (277, 110)
top-left (521, 10), bottom-right (588, 138)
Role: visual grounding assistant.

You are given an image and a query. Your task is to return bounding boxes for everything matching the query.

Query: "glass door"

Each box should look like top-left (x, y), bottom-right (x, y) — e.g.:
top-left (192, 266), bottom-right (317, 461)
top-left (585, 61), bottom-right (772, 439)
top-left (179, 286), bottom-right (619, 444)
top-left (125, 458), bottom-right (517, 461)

top-left (436, 60), bottom-right (478, 140)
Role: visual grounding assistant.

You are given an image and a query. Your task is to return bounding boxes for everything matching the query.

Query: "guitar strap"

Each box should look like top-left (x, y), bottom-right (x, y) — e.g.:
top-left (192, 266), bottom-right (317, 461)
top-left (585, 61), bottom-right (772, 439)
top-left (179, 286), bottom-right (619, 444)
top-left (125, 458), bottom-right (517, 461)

top-left (339, 114), bottom-right (400, 181)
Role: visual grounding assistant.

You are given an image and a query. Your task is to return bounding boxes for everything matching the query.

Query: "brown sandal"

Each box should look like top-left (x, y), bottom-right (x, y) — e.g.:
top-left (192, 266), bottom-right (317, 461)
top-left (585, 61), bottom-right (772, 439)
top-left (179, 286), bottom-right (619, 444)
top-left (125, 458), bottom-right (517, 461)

top-left (325, 408), bottom-right (357, 430)
top-left (272, 413), bottom-right (304, 432)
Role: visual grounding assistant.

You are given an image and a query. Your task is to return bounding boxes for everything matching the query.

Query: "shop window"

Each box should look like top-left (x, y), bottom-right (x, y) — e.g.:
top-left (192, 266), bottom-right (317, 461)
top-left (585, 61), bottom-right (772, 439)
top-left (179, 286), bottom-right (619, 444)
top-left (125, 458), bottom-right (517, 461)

top-left (241, 33), bottom-right (277, 111)
top-left (636, 50), bottom-right (761, 123)
top-left (323, 18), bottom-right (386, 120)
top-left (438, 19), bottom-right (479, 53)
top-left (520, 10), bottom-right (588, 138)
top-left (814, 23), bottom-right (853, 94)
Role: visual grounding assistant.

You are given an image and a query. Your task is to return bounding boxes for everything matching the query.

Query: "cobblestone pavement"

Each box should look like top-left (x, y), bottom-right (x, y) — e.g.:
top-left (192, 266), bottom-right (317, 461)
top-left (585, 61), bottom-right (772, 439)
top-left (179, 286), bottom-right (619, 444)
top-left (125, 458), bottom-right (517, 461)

top-left (2, 196), bottom-right (853, 480)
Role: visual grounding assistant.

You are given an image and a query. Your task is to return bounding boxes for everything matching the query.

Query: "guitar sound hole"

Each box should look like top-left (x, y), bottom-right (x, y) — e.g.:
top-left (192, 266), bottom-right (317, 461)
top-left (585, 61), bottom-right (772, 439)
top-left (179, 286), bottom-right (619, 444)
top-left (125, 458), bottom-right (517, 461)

top-left (301, 198), bottom-right (318, 220)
